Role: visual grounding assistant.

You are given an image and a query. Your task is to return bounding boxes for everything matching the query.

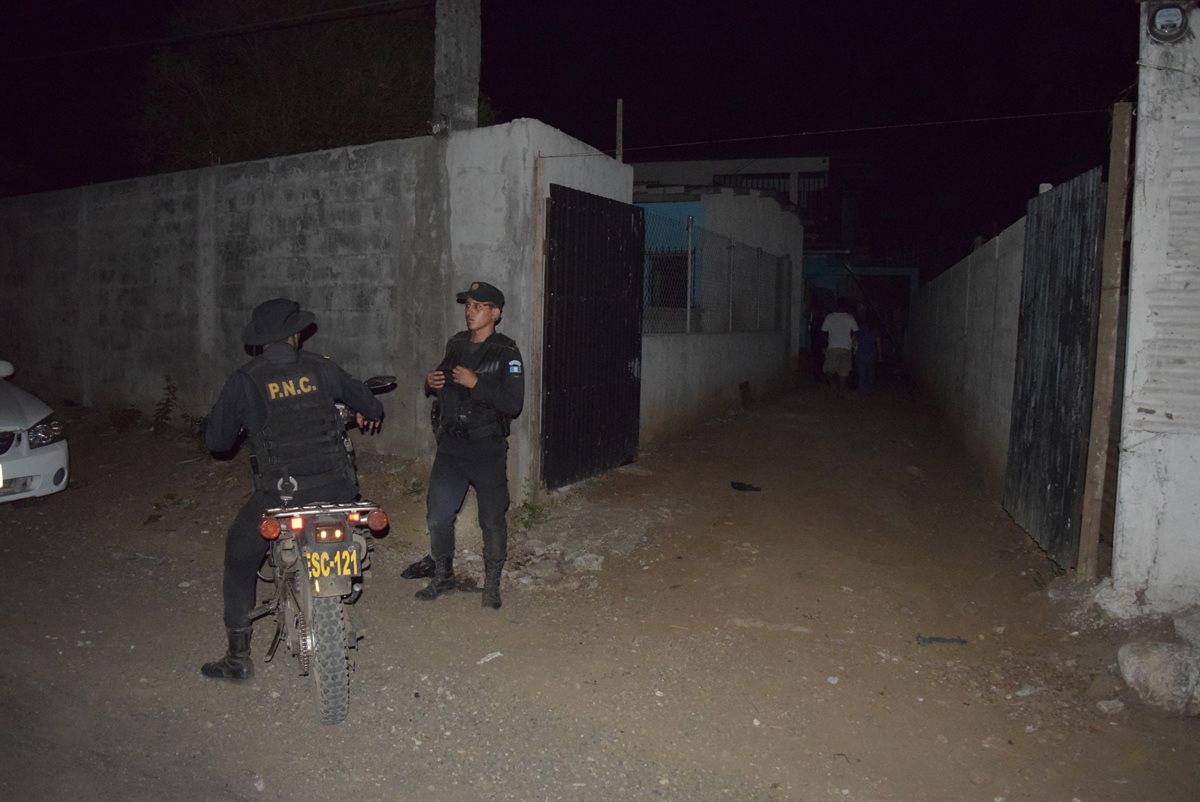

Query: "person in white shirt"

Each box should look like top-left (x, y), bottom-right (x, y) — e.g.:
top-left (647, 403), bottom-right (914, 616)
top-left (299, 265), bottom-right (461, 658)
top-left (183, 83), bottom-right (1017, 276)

top-left (820, 299), bottom-right (859, 394)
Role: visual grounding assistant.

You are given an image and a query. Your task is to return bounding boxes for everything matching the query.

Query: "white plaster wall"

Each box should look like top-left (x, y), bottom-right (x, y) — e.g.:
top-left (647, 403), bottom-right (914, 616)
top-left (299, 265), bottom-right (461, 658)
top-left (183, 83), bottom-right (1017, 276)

top-left (444, 118), bottom-right (632, 498)
top-left (702, 188), bottom-right (803, 258)
top-left (640, 331), bottom-right (790, 444)
top-left (621, 186), bottom-right (801, 448)
top-left (1111, 6), bottom-right (1200, 613)
top-left (909, 219), bottom-right (1024, 498)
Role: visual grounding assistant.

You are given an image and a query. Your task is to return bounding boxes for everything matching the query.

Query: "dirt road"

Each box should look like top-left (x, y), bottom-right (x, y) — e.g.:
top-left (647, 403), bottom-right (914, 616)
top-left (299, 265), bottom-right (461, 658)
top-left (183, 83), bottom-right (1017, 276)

top-left (1, 384), bottom-right (1196, 801)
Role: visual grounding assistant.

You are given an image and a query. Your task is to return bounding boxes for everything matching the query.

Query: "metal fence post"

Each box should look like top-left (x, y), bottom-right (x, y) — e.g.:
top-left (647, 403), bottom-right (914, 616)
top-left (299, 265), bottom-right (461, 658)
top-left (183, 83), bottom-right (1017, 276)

top-left (686, 215), bottom-right (694, 334)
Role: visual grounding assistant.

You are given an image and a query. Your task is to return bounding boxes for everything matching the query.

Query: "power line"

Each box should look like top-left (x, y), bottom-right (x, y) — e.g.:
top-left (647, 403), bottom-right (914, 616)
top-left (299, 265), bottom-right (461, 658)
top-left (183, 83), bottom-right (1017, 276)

top-left (539, 108), bottom-right (1111, 161)
top-left (4, 0), bottom-right (434, 65)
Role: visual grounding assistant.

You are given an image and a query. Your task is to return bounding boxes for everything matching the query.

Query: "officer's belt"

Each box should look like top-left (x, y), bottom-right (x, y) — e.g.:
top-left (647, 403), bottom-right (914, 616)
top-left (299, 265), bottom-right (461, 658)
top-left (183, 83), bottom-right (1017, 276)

top-left (440, 420), bottom-right (502, 441)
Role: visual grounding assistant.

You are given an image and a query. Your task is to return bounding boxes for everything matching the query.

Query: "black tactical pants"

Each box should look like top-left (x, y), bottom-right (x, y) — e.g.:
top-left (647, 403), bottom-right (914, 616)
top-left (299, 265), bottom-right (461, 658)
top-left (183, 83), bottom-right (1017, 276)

top-left (222, 479), bottom-right (357, 629)
top-left (426, 443), bottom-right (510, 565)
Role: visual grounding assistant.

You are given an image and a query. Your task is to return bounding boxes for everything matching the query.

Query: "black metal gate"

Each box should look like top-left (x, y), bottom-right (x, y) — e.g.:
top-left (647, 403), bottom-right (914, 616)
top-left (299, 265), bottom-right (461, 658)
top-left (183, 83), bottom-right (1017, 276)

top-left (1003, 167), bottom-right (1106, 567)
top-left (541, 184), bottom-right (644, 489)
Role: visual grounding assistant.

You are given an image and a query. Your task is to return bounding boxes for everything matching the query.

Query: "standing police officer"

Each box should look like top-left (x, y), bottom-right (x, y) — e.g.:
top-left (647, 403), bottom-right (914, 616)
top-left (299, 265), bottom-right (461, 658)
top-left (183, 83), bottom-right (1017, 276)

top-left (419, 281), bottom-right (523, 609)
top-left (201, 298), bottom-right (384, 681)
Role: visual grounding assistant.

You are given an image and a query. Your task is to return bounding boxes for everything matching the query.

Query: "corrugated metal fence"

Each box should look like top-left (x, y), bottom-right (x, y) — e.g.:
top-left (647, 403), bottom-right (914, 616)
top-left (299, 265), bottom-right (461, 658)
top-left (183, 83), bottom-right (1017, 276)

top-left (1003, 168), bottom-right (1105, 568)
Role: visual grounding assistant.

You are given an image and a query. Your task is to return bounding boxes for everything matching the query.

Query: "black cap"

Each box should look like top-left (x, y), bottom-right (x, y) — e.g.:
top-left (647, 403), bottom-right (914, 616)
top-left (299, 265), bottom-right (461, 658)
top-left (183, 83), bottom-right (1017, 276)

top-left (455, 281), bottom-right (505, 309)
top-left (242, 298), bottom-right (316, 345)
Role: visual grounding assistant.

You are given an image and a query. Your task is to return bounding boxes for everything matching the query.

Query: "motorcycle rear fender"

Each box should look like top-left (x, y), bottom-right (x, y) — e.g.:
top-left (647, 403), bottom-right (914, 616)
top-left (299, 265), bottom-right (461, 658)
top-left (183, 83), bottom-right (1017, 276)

top-left (273, 536), bottom-right (302, 570)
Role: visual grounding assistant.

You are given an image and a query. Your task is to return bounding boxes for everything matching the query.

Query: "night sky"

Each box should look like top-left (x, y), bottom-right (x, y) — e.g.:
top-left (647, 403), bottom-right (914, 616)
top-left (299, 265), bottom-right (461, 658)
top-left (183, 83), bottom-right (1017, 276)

top-left (3, 0), bottom-right (1139, 264)
top-left (481, 1), bottom-right (1138, 260)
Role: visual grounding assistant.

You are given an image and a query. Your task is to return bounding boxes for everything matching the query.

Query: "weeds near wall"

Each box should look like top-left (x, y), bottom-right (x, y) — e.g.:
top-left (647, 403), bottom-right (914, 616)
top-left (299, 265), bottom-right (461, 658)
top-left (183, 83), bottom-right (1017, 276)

top-left (510, 499), bottom-right (551, 535)
top-left (152, 376), bottom-right (178, 434)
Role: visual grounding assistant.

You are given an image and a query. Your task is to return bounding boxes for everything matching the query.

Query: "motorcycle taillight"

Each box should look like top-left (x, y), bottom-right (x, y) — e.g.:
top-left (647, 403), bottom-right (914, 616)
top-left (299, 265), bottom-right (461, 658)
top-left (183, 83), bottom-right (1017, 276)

top-left (367, 509), bottom-right (389, 532)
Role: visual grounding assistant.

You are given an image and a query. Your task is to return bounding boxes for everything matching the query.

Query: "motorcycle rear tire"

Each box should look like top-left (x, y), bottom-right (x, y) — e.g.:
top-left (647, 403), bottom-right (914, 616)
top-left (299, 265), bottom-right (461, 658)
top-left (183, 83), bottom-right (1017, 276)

top-left (310, 596), bottom-right (351, 724)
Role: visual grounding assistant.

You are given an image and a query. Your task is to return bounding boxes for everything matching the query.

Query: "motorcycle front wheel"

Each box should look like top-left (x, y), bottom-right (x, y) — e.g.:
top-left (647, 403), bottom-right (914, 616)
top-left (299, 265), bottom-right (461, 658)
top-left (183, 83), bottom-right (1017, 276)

top-left (309, 595), bottom-right (351, 724)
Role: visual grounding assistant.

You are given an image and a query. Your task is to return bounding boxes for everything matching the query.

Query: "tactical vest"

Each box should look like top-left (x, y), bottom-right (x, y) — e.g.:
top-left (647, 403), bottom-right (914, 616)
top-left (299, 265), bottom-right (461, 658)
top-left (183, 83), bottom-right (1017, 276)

top-left (433, 332), bottom-right (516, 442)
top-left (240, 356), bottom-right (353, 496)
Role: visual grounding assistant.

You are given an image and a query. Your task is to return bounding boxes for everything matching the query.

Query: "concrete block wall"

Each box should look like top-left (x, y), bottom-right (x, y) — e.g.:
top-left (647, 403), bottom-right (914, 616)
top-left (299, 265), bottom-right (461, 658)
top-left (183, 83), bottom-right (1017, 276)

top-left (909, 218), bottom-right (1025, 498)
top-left (1, 188), bottom-right (97, 396)
top-left (1, 139), bottom-right (447, 421)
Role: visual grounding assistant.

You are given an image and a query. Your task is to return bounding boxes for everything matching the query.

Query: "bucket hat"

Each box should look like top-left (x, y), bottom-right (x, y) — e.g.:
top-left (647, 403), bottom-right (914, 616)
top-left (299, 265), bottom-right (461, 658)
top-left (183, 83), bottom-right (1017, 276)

top-left (242, 298), bottom-right (316, 345)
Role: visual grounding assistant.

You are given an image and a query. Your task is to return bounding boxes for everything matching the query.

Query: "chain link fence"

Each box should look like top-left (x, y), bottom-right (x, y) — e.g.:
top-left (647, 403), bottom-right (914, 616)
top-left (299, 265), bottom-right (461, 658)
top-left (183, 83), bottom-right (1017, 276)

top-left (643, 209), bottom-right (790, 334)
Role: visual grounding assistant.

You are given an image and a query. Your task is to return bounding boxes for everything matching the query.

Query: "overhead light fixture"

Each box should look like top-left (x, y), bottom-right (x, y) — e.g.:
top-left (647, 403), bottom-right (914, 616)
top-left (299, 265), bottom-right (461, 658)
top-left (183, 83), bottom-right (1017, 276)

top-left (1149, 3), bottom-right (1190, 44)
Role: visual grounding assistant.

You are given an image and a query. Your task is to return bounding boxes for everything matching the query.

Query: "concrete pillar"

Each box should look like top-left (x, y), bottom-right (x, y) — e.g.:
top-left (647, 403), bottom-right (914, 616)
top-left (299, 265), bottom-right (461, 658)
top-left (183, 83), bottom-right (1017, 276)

top-left (433, 0), bottom-right (481, 132)
top-left (1109, 3), bottom-right (1200, 614)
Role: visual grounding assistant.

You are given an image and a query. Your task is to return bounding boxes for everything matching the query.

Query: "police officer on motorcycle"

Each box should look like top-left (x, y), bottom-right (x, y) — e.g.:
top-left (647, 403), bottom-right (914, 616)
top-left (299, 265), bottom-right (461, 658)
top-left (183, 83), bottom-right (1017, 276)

top-left (201, 298), bottom-right (384, 681)
top-left (419, 281), bottom-right (524, 609)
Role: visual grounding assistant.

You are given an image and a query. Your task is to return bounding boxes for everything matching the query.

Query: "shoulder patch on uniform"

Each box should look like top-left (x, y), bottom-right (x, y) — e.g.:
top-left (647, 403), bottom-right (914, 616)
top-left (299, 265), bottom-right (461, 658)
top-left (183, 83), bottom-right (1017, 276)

top-left (507, 359), bottom-right (522, 375)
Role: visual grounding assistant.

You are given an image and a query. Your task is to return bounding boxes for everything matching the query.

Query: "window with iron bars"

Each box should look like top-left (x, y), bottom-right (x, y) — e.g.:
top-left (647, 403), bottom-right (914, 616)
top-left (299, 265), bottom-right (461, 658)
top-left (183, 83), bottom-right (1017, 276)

top-left (642, 208), bottom-right (789, 334)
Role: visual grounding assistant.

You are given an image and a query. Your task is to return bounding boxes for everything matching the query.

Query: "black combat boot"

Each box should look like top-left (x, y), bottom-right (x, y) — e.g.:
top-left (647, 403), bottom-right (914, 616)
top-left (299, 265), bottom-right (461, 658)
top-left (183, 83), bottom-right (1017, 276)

top-left (414, 556), bottom-right (456, 600)
top-left (482, 560), bottom-right (504, 609)
top-left (201, 626), bottom-right (255, 681)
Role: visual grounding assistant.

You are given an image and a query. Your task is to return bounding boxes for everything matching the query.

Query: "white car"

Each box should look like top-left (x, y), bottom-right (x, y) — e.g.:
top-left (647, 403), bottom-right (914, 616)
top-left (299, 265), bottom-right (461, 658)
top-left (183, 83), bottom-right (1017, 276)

top-left (0, 360), bottom-right (69, 502)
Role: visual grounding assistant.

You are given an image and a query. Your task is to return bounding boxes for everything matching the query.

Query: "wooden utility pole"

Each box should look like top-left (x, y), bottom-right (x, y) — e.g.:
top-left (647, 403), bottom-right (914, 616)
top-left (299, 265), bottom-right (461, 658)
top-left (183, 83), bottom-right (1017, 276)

top-left (1076, 102), bottom-right (1133, 579)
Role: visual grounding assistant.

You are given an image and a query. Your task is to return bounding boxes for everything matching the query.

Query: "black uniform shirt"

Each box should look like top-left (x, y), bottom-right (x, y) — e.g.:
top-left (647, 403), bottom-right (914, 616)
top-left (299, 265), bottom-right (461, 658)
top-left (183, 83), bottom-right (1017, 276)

top-left (463, 334), bottom-right (524, 420)
top-left (207, 342), bottom-right (384, 454)
top-left (426, 331), bottom-right (524, 456)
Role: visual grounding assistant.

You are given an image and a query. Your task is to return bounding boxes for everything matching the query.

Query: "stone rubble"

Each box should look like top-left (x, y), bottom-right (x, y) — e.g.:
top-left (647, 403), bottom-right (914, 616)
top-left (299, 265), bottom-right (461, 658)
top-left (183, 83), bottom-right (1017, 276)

top-left (1117, 641), bottom-right (1200, 716)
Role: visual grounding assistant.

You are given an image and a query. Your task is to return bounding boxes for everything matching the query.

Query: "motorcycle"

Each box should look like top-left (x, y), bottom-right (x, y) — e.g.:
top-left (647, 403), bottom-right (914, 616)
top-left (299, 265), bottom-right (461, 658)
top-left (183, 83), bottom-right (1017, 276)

top-left (248, 375), bottom-right (394, 724)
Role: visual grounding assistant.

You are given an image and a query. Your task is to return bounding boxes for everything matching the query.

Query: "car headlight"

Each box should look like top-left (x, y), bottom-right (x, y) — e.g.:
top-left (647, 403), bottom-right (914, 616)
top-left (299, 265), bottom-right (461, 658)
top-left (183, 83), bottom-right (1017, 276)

top-left (27, 414), bottom-right (66, 449)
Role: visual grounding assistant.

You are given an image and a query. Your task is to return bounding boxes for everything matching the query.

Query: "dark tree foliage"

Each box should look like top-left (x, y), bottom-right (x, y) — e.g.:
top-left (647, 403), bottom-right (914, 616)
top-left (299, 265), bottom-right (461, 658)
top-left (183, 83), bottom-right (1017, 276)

top-left (136, 0), bottom-right (442, 173)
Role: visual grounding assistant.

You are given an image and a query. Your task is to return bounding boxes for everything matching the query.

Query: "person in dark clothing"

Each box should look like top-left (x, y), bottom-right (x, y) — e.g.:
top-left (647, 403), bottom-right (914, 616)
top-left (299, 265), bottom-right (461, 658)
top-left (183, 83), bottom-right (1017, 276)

top-left (807, 305), bottom-right (826, 383)
top-left (856, 314), bottom-right (883, 395)
top-left (201, 298), bottom-right (384, 681)
top-left (418, 281), bottom-right (524, 609)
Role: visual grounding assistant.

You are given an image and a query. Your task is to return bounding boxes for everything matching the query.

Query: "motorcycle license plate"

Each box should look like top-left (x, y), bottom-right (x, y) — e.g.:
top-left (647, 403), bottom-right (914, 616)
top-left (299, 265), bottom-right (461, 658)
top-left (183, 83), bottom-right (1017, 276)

top-left (304, 542), bottom-right (359, 597)
top-left (305, 543), bottom-right (359, 578)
